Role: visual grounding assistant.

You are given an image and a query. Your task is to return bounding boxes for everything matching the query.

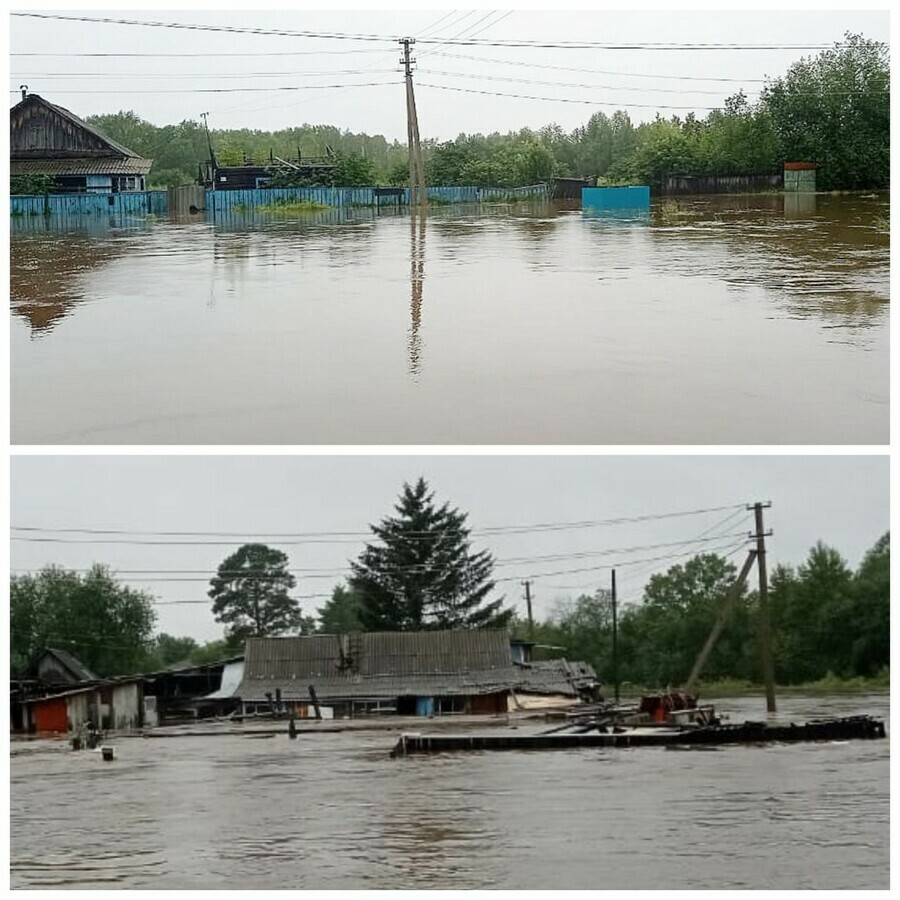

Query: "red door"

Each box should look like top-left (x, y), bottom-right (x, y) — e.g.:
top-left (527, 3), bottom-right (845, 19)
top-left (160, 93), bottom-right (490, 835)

top-left (34, 698), bottom-right (68, 733)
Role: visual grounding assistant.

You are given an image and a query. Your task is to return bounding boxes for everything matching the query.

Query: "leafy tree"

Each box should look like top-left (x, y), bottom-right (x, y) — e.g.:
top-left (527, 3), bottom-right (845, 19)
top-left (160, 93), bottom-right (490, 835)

top-left (151, 633), bottom-right (200, 668)
top-left (329, 151), bottom-right (376, 186)
top-left (208, 544), bottom-right (305, 643)
top-left (10, 174), bottom-right (56, 195)
top-left (350, 478), bottom-right (512, 631)
top-left (761, 33), bottom-right (890, 189)
top-left (10, 565), bottom-right (157, 677)
top-left (317, 583), bottom-right (365, 633)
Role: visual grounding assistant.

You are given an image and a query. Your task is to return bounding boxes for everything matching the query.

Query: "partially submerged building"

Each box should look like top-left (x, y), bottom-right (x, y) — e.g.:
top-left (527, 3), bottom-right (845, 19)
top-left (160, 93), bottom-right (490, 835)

top-left (22, 677), bottom-right (145, 734)
top-left (10, 91), bottom-right (152, 193)
top-left (235, 630), bottom-right (598, 718)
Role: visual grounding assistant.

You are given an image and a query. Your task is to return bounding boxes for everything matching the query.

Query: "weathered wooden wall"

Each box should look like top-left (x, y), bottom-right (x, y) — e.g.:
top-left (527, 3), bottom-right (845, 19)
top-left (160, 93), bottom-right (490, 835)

top-left (662, 174), bottom-right (782, 194)
top-left (11, 101), bottom-right (108, 156)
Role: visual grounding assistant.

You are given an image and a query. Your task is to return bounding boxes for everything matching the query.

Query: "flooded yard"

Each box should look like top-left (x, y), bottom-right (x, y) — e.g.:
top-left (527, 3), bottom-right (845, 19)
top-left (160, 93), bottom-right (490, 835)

top-left (9, 693), bottom-right (889, 889)
top-left (10, 194), bottom-right (888, 445)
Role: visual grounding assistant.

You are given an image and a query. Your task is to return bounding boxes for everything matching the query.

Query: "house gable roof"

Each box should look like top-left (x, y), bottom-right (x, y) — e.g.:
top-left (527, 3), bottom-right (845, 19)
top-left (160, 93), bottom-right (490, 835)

top-left (10, 93), bottom-right (150, 164)
top-left (40, 647), bottom-right (99, 682)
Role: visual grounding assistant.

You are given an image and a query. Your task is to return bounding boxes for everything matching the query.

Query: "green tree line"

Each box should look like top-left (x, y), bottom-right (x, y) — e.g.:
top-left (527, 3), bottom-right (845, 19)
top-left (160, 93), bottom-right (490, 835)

top-left (57, 33), bottom-right (885, 193)
top-left (525, 532), bottom-right (889, 690)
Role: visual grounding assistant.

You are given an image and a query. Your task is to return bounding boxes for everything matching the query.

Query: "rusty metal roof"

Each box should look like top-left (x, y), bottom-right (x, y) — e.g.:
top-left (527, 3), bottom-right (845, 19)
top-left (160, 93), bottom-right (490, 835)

top-left (11, 157), bottom-right (153, 176)
top-left (235, 631), bottom-right (596, 702)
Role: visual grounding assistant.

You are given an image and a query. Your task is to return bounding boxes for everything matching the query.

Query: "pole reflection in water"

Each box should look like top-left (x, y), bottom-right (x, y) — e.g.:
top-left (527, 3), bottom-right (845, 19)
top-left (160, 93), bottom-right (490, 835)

top-left (408, 210), bottom-right (426, 379)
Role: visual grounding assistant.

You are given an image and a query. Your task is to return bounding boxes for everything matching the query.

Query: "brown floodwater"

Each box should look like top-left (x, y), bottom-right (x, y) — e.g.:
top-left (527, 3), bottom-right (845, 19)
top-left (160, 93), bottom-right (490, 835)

top-left (9, 693), bottom-right (889, 889)
top-left (10, 194), bottom-right (888, 445)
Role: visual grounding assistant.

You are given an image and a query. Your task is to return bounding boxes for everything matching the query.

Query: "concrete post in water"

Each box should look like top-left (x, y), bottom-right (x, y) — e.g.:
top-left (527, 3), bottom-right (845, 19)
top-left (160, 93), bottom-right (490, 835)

top-left (288, 716), bottom-right (298, 739)
top-left (101, 746), bottom-right (115, 761)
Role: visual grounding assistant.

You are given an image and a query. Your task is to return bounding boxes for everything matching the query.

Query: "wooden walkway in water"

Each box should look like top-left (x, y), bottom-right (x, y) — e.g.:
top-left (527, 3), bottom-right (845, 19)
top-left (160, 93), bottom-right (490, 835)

top-left (391, 716), bottom-right (886, 756)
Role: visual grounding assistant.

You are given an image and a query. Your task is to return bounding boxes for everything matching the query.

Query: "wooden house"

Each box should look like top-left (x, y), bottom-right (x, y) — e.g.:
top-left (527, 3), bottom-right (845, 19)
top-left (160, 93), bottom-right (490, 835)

top-left (10, 92), bottom-right (152, 193)
top-left (235, 630), bottom-right (598, 718)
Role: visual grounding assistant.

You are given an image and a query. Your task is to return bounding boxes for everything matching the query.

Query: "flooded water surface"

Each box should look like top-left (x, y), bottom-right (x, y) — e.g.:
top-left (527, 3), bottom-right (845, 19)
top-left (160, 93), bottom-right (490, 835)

top-left (10, 194), bottom-right (888, 444)
top-left (10, 694), bottom-right (889, 889)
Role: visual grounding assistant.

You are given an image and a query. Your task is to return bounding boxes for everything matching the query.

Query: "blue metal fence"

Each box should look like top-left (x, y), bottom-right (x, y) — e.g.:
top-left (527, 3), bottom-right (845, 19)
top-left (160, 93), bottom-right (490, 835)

top-left (11, 183), bottom-right (551, 219)
top-left (10, 191), bottom-right (168, 217)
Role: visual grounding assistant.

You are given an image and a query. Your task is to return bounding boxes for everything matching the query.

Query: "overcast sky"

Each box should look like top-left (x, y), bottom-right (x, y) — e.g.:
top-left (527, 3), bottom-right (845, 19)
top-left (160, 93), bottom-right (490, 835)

top-left (8, 6), bottom-right (890, 142)
top-left (10, 455), bottom-right (889, 643)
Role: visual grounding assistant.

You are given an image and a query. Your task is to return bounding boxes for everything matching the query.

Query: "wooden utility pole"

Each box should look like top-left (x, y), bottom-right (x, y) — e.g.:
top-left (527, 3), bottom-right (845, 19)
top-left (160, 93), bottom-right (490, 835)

top-left (523, 579), bottom-right (534, 640)
top-left (751, 501), bottom-right (777, 713)
top-left (610, 569), bottom-right (619, 704)
top-left (685, 549), bottom-right (758, 695)
top-left (400, 38), bottom-right (427, 208)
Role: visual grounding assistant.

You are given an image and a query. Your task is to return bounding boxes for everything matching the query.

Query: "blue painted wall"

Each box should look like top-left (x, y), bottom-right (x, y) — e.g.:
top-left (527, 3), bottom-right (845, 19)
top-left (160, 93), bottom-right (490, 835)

top-left (582, 186), bottom-right (651, 211)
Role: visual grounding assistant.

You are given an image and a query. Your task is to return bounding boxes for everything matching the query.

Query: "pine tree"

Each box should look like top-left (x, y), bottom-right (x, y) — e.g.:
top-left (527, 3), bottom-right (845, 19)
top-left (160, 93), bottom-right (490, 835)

top-left (350, 478), bottom-right (511, 631)
top-left (208, 543), bottom-right (304, 643)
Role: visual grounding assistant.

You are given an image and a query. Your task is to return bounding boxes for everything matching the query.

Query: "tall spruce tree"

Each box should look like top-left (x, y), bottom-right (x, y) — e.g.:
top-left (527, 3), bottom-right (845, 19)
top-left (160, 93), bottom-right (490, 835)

top-left (350, 478), bottom-right (511, 631)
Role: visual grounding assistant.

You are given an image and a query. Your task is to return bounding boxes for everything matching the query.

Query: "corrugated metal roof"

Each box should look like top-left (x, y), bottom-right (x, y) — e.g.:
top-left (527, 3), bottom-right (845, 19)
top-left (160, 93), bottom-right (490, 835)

top-left (236, 631), bottom-right (597, 703)
top-left (203, 660), bottom-right (245, 700)
top-left (11, 157), bottom-right (153, 176)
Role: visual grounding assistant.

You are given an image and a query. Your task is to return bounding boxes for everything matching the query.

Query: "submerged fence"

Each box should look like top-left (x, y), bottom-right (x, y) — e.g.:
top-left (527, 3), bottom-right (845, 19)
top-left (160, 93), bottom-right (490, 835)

top-left (10, 190), bottom-right (168, 217)
top-left (10, 183), bottom-right (551, 219)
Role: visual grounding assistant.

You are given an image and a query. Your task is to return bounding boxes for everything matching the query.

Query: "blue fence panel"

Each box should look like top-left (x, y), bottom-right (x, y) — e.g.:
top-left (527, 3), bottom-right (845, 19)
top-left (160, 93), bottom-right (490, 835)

top-left (11, 190), bottom-right (168, 218)
top-left (582, 186), bottom-right (650, 212)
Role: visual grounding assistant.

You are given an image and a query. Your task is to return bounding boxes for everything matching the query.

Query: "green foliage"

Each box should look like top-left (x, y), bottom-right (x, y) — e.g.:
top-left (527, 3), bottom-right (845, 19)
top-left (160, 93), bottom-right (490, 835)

top-left (10, 174), bottom-right (56, 195)
top-left (10, 565), bottom-right (157, 677)
top-left (150, 633), bottom-right (200, 668)
top-left (330, 151), bottom-right (376, 187)
top-left (761, 33), bottom-right (890, 189)
top-left (531, 533), bottom-right (889, 692)
top-left (81, 35), bottom-right (887, 193)
top-left (317, 584), bottom-right (365, 633)
top-left (350, 478), bottom-right (512, 631)
top-left (208, 543), bottom-right (306, 643)
top-left (257, 199), bottom-right (330, 214)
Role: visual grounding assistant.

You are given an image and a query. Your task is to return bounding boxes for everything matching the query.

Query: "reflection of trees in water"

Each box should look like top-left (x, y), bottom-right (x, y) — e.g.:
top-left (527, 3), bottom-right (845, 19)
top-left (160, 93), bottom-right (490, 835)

top-left (645, 194), bottom-right (889, 328)
top-left (10, 219), bottom-right (145, 336)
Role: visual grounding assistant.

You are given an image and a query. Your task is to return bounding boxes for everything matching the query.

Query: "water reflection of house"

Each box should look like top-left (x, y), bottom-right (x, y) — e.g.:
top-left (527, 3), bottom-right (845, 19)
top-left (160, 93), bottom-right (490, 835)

top-left (10, 91), bottom-right (152, 193)
top-left (234, 630), bottom-right (598, 718)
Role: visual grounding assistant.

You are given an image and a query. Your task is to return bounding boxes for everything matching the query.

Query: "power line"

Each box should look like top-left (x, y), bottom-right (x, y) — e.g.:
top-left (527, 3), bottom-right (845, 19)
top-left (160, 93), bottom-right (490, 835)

top-left (10, 503), bottom-right (748, 542)
top-left (10, 49), bottom-right (392, 58)
top-left (417, 80), bottom-right (736, 110)
top-left (11, 14), bottom-right (840, 50)
top-left (430, 49), bottom-right (776, 83)
top-left (418, 68), bottom-right (760, 96)
top-left (6, 80), bottom-right (404, 96)
top-left (11, 68), bottom-right (402, 79)
top-left (9, 532), bottom-right (751, 581)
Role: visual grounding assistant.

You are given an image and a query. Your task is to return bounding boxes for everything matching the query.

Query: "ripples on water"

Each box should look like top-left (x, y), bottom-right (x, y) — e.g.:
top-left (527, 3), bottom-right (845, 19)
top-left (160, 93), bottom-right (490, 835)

top-left (10, 195), bottom-right (889, 444)
top-left (9, 694), bottom-right (888, 889)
